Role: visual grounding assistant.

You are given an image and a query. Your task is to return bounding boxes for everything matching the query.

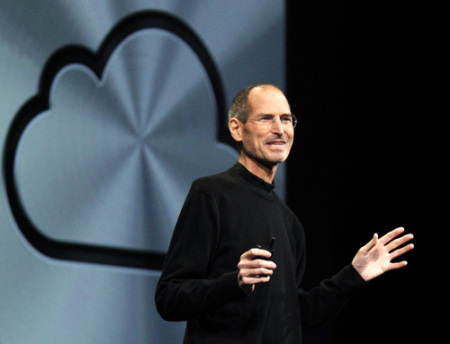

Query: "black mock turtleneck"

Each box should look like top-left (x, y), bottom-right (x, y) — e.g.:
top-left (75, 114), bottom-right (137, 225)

top-left (156, 163), bottom-right (366, 343)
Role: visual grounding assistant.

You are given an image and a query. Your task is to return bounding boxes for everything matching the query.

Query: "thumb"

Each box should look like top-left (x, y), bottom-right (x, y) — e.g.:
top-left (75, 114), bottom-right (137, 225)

top-left (362, 233), bottom-right (378, 253)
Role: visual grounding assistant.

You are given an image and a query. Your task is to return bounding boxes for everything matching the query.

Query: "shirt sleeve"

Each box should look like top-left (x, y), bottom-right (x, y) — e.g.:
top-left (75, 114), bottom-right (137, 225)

top-left (298, 264), bottom-right (367, 330)
top-left (155, 183), bottom-right (246, 321)
top-left (292, 223), bottom-right (367, 330)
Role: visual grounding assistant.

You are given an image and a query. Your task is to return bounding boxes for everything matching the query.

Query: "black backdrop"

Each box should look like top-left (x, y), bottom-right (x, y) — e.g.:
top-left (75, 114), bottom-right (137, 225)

top-left (286, 2), bottom-right (447, 343)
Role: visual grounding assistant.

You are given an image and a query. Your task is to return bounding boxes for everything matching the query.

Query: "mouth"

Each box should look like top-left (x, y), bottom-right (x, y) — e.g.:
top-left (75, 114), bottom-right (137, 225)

top-left (266, 140), bottom-right (287, 150)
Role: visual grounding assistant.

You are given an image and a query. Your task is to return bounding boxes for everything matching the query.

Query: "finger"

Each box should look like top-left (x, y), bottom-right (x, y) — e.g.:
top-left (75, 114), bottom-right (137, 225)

top-left (360, 233), bottom-right (378, 253)
top-left (242, 275), bottom-right (271, 285)
top-left (389, 243), bottom-right (415, 260)
top-left (256, 267), bottom-right (275, 278)
top-left (238, 255), bottom-right (276, 268)
top-left (379, 227), bottom-right (405, 245)
top-left (237, 259), bottom-right (276, 274)
top-left (386, 260), bottom-right (409, 272)
top-left (241, 248), bottom-right (272, 260)
top-left (248, 266), bottom-right (275, 276)
top-left (239, 268), bottom-right (272, 283)
top-left (237, 260), bottom-right (277, 277)
top-left (386, 233), bottom-right (414, 252)
top-left (253, 259), bottom-right (277, 270)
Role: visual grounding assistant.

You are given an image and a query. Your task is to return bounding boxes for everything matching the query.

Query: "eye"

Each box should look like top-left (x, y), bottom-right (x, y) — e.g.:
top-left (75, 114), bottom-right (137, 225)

top-left (259, 114), bottom-right (274, 122)
top-left (281, 115), bottom-right (293, 123)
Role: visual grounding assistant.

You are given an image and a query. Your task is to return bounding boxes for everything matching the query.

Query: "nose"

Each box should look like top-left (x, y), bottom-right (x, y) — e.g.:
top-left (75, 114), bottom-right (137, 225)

top-left (271, 116), bottom-right (284, 134)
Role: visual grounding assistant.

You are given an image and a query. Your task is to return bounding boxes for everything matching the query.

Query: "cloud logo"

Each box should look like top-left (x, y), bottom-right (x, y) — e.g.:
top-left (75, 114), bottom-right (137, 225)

top-left (3, 11), bottom-right (237, 270)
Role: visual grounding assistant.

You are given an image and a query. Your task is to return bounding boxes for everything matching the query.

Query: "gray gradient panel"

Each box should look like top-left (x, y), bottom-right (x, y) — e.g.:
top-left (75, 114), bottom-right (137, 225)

top-left (0, 1), bottom-right (285, 343)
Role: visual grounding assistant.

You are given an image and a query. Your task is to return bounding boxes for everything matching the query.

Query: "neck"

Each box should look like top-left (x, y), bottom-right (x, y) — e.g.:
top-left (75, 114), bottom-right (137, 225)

top-left (238, 155), bottom-right (278, 184)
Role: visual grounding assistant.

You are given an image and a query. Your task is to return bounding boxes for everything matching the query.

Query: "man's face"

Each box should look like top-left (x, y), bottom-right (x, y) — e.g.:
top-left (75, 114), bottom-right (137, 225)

top-left (240, 86), bottom-right (294, 168)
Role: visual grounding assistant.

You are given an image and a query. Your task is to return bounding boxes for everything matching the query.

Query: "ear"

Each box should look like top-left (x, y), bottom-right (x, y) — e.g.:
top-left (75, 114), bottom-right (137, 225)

top-left (229, 118), bottom-right (243, 143)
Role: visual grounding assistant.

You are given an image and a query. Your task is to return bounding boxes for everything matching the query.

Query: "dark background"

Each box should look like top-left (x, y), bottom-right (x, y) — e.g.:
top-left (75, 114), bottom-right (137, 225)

top-left (286, 1), bottom-right (447, 343)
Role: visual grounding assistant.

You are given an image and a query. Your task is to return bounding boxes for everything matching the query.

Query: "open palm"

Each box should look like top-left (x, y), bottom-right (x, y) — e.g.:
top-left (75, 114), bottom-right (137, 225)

top-left (352, 227), bottom-right (414, 282)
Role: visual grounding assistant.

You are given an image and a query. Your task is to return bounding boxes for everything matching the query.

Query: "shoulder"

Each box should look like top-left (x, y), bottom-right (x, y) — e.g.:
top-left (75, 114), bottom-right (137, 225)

top-left (190, 168), bottom-right (238, 194)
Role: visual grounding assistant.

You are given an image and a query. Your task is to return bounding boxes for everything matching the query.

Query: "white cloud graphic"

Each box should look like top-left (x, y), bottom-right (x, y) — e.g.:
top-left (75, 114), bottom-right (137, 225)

top-left (14, 28), bottom-right (238, 254)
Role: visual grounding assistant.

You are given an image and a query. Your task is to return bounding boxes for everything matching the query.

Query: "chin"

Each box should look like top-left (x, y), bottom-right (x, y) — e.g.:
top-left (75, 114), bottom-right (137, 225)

top-left (259, 155), bottom-right (288, 168)
top-left (267, 152), bottom-right (289, 164)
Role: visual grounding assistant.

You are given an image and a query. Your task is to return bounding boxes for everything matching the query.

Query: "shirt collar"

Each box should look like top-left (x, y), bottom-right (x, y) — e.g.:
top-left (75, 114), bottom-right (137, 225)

top-left (233, 162), bottom-right (275, 193)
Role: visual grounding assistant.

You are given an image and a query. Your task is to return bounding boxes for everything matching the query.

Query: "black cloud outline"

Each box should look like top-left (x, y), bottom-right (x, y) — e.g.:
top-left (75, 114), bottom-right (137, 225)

top-left (3, 10), bottom-right (233, 270)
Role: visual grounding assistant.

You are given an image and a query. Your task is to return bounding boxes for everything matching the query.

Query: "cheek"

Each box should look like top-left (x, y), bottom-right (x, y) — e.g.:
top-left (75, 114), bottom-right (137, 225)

top-left (287, 132), bottom-right (294, 145)
top-left (242, 130), bottom-right (264, 147)
top-left (289, 134), bottom-right (294, 146)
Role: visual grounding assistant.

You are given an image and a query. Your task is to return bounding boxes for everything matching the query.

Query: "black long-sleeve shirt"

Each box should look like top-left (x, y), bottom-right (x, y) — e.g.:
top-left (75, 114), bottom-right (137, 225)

top-left (155, 163), bottom-right (366, 343)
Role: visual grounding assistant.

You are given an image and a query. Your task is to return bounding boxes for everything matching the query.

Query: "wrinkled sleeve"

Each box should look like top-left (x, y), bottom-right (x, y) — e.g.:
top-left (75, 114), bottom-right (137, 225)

top-left (155, 182), bottom-right (246, 321)
top-left (294, 226), bottom-right (367, 330)
top-left (298, 265), bottom-right (367, 330)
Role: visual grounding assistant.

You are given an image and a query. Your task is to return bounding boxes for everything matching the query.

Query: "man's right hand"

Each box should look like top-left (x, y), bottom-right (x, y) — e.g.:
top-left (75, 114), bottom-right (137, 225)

top-left (237, 248), bottom-right (277, 294)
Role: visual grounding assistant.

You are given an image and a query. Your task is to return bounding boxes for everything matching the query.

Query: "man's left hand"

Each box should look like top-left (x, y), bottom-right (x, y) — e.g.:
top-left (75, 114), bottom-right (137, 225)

top-left (352, 227), bottom-right (414, 282)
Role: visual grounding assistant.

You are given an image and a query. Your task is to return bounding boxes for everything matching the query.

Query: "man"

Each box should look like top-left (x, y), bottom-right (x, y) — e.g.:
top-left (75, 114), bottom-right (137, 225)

top-left (155, 84), bottom-right (414, 343)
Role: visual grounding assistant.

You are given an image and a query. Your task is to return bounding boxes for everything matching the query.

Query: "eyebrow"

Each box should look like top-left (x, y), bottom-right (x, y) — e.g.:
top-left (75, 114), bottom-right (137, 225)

top-left (258, 113), bottom-right (293, 116)
top-left (257, 113), bottom-right (294, 118)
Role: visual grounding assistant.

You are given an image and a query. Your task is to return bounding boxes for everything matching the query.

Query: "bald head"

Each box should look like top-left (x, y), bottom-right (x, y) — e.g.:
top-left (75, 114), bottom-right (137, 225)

top-left (228, 84), bottom-right (284, 124)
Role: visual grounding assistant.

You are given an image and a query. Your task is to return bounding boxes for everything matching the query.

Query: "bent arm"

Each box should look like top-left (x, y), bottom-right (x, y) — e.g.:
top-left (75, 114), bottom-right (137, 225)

top-left (155, 186), bottom-right (245, 321)
top-left (156, 269), bottom-right (244, 321)
top-left (298, 227), bottom-right (414, 330)
top-left (298, 265), bottom-right (367, 330)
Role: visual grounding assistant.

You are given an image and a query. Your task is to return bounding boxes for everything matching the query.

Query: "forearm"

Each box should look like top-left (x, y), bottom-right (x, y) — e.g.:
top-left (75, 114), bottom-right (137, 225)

top-left (155, 270), bottom-right (245, 321)
top-left (299, 265), bottom-right (367, 330)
